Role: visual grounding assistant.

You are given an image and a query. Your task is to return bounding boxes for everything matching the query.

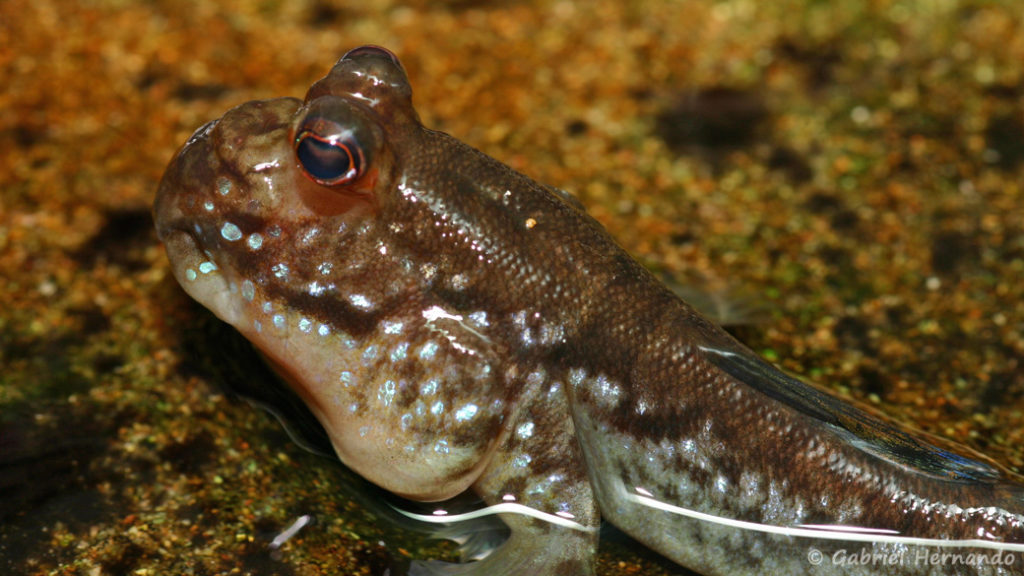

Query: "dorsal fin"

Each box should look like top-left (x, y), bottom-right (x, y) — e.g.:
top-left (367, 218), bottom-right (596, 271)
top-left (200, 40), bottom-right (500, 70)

top-left (700, 342), bottom-right (1004, 483)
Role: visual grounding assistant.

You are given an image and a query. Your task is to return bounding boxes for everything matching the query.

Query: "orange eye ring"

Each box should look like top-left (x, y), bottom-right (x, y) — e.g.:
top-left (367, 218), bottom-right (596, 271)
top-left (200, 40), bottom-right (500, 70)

top-left (293, 95), bottom-right (382, 190)
top-left (295, 129), bottom-right (366, 186)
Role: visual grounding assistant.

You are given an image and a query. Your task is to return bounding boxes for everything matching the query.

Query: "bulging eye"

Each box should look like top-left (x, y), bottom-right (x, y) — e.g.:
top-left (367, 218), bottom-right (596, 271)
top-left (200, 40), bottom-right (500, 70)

top-left (341, 45), bottom-right (402, 69)
top-left (295, 129), bottom-right (364, 186)
top-left (293, 96), bottom-right (382, 188)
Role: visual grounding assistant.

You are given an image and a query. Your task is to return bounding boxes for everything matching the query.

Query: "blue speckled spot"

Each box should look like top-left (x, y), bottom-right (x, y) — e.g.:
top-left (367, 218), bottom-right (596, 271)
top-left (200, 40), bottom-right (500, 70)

top-left (247, 233), bottom-right (263, 250)
top-left (391, 342), bottom-right (408, 362)
top-left (220, 222), bottom-right (242, 242)
top-left (513, 454), bottom-right (532, 468)
top-left (241, 280), bottom-right (255, 302)
top-left (431, 401), bottom-right (444, 415)
top-left (455, 404), bottom-right (478, 422)
top-left (217, 177), bottom-right (231, 196)
top-left (198, 261), bottom-right (217, 274)
top-left (378, 380), bottom-right (396, 406)
top-left (299, 318), bottom-right (313, 333)
top-left (434, 439), bottom-right (450, 454)
top-left (273, 314), bottom-right (285, 329)
top-left (716, 475), bottom-right (729, 493)
top-left (527, 474), bottom-right (561, 496)
top-left (350, 294), bottom-right (373, 309)
top-left (362, 345), bottom-right (378, 364)
top-left (419, 341), bottom-right (439, 360)
top-left (185, 268), bottom-right (197, 281)
top-left (516, 422), bottom-right (535, 439)
top-left (338, 331), bottom-right (356, 349)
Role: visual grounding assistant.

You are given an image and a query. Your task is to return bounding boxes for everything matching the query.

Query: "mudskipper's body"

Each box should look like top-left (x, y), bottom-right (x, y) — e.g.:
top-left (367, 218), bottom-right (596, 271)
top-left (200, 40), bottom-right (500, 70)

top-left (154, 46), bottom-right (1024, 575)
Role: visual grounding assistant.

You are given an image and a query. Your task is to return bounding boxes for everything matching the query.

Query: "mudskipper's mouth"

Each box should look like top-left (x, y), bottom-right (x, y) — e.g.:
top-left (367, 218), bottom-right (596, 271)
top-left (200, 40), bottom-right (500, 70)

top-left (156, 217), bottom-right (248, 329)
top-left (160, 224), bottom-right (221, 283)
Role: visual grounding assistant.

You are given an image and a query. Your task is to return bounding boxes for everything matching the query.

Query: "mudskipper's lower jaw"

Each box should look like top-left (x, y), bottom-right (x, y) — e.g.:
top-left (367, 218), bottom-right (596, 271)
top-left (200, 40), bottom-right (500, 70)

top-left (156, 225), bottom-right (244, 329)
top-left (154, 45), bottom-right (1024, 576)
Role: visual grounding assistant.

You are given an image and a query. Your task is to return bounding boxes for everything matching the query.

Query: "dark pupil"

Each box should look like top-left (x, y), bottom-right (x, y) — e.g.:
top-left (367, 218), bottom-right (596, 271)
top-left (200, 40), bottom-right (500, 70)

top-left (296, 133), bottom-right (359, 183)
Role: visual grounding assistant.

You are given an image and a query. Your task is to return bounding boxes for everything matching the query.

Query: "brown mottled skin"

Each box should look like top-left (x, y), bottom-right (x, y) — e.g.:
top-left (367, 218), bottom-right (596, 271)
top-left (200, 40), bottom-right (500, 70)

top-left (154, 46), bottom-right (1024, 575)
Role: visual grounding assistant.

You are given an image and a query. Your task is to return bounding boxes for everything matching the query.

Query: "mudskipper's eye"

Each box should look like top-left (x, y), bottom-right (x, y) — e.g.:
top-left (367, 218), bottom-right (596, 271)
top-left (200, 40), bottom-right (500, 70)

top-left (293, 96), bottom-right (382, 188)
top-left (295, 129), bottom-right (365, 186)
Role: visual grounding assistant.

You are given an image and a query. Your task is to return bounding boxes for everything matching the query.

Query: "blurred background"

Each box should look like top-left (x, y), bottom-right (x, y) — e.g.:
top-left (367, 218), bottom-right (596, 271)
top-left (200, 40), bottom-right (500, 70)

top-left (2, 0), bottom-right (1023, 574)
